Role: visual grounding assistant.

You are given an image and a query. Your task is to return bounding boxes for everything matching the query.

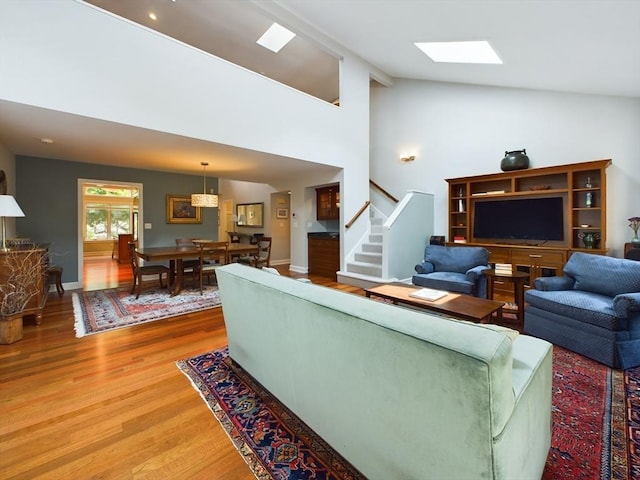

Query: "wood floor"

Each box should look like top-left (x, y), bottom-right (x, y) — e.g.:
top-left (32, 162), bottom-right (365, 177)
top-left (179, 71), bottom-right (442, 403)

top-left (0, 258), bottom-right (361, 479)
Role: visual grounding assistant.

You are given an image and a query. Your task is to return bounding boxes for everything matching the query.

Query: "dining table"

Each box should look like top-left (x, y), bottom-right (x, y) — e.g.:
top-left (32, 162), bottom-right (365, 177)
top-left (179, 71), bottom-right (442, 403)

top-left (135, 242), bottom-right (259, 296)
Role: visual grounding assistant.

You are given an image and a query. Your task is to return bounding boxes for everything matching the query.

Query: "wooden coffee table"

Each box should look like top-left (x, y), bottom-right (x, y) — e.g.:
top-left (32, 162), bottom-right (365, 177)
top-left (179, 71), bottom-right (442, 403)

top-left (364, 283), bottom-right (504, 323)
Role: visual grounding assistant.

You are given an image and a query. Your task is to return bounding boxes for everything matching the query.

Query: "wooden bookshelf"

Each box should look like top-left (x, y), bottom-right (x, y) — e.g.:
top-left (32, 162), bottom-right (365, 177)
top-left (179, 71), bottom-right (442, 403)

top-left (446, 159), bottom-right (611, 287)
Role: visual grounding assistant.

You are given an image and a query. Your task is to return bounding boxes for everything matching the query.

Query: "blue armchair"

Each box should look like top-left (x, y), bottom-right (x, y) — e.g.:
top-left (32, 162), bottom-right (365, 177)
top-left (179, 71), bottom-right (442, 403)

top-left (524, 252), bottom-right (640, 369)
top-left (412, 245), bottom-right (490, 298)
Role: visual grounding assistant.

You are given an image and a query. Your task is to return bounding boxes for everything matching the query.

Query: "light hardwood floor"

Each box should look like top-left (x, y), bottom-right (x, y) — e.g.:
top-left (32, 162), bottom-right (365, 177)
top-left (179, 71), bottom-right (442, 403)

top-left (0, 258), bottom-right (361, 479)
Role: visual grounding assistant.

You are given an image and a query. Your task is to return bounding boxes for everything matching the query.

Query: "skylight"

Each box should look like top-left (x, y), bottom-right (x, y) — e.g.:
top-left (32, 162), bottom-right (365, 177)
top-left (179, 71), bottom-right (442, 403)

top-left (257, 22), bottom-right (296, 53)
top-left (415, 41), bottom-right (502, 64)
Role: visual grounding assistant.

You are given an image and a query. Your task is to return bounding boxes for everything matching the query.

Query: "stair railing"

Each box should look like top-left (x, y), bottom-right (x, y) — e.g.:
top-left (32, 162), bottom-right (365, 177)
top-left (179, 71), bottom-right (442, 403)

top-left (370, 179), bottom-right (398, 204)
top-left (345, 200), bottom-right (371, 229)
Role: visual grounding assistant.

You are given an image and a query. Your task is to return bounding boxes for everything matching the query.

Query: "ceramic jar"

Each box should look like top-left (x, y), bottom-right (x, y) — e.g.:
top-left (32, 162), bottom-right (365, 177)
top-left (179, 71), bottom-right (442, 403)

top-left (500, 149), bottom-right (530, 171)
top-left (578, 232), bottom-right (600, 249)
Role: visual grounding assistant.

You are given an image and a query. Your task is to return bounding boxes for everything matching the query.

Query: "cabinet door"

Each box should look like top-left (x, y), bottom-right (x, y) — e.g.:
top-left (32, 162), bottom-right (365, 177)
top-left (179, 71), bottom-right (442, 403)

top-left (316, 187), bottom-right (339, 220)
top-left (512, 250), bottom-right (565, 286)
top-left (308, 238), bottom-right (339, 278)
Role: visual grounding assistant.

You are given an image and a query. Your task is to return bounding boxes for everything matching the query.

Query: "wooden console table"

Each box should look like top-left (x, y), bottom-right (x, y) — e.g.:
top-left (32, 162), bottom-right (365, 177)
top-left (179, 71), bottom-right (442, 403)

top-left (0, 247), bottom-right (49, 325)
top-left (113, 234), bottom-right (134, 263)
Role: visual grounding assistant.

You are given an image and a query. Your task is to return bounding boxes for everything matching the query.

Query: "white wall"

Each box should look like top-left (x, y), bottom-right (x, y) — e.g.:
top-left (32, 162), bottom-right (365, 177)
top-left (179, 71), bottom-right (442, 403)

top-left (371, 79), bottom-right (640, 257)
top-left (0, 0), bottom-right (373, 270)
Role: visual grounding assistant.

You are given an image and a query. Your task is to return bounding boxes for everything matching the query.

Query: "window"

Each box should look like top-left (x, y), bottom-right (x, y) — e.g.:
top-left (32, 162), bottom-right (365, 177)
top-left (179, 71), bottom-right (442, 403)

top-left (85, 203), bottom-right (131, 240)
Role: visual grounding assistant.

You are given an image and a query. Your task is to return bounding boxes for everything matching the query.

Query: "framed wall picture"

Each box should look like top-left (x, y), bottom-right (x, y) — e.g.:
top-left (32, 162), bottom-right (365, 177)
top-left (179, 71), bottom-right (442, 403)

top-left (167, 195), bottom-right (202, 224)
top-left (276, 208), bottom-right (289, 219)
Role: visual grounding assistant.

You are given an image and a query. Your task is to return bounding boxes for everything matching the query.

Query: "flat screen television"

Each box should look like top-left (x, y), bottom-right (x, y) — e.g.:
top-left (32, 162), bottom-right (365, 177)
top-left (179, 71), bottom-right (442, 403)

top-left (473, 197), bottom-right (564, 241)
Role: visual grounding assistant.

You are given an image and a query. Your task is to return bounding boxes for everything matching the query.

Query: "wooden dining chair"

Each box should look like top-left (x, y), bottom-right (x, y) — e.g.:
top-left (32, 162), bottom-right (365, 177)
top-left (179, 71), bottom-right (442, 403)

top-left (237, 236), bottom-right (272, 268)
top-left (127, 242), bottom-right (170, 299)
top-left (175, 238), bottom-right (202, 287)
top-left (195, 241), bottom-right (229, 294)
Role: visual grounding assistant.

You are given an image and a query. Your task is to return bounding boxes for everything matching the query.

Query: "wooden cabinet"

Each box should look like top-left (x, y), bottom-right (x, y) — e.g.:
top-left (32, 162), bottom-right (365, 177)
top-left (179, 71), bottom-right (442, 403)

top-left (482, 244), bottom-right (567, 297)
top-left (447, 159), bottom-right (611, 252)
top-left (448, 160), bottom-right (611, 296)
top-left (308, 235), bottom-right (339, 279)
top-left (511, 248), bottom-right (566, 282)
top-left (316, 186), bottom-right (340, 220)
top-left (114, 234), bottom-right (134, 263)
top-left (0, 248), bottom-right (49, 325)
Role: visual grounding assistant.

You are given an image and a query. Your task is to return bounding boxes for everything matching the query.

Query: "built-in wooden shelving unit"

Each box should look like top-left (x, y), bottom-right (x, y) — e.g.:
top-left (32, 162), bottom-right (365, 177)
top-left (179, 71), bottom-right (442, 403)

top-left (446, 159), bottom-right (611, 285)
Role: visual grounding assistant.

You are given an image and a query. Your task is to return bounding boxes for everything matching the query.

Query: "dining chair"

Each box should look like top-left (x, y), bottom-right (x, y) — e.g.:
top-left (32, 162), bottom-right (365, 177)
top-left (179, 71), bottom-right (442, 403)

top-left (195, 241), bottom-right (229, 294)
top-left (237, 236), bottom-right (272, 268)
top-left (175, 238), bottom-right (201, 287)
top-left (127, 242), bottom-right (170, 299)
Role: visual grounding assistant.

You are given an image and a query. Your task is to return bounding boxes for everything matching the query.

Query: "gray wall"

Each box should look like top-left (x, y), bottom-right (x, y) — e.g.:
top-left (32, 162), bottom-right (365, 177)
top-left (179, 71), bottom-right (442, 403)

top-left (16, 156), bottom-right (219, 282)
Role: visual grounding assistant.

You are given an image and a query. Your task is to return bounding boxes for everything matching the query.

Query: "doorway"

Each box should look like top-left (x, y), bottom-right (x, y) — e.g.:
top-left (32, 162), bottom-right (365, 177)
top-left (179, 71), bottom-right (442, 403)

top-left (77, 178), bottom-right (143, 285)
top-left (219, 199), bottom-right (235, 242)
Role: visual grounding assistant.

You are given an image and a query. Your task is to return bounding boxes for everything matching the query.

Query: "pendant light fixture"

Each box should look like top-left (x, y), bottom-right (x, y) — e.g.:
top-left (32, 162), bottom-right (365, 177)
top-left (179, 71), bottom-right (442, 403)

top-left (191, 162), bottom-right (218, 207)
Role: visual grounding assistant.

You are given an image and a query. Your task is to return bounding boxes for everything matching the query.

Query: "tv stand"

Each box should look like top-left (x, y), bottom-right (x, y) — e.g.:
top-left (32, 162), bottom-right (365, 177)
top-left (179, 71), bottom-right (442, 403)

top-left (446, 159), bottom-right (611, 289)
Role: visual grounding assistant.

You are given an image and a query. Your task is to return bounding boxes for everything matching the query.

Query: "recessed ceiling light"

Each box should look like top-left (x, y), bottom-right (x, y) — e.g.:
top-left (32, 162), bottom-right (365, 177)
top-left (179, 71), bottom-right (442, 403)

top-left (148, 12), bottom-right (157, 21)
top-left (415, 40), bottom-right (502, 64)
top-left (256, 22), bottom-right (295, 53)
top-left (40, 138), bottom-right (54, 144)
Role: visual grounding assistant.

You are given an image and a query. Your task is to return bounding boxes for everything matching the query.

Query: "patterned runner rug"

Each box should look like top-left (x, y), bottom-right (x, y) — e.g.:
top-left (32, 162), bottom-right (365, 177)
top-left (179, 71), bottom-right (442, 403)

top-left (73, 286), bottom-right (221, 337)
top-left (178, 346), bottom-right (639, 480)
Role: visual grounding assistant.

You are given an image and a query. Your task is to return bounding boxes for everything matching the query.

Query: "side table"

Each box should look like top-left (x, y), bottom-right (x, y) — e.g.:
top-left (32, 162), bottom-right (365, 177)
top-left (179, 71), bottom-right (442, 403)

top-left (482, 269), bottom-right (529, 323)
top-left (625, 242), bottom-right (640, 260)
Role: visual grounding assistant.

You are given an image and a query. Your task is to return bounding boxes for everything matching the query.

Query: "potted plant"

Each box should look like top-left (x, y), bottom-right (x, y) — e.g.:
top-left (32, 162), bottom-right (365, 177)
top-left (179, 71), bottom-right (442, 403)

top-left (0, 248), bottom-right (44, 344)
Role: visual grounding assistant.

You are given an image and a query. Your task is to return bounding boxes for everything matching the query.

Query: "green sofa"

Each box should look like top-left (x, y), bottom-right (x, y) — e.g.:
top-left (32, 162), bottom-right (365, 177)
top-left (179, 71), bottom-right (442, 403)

top-left (216, 263), bottom-right (553, 480)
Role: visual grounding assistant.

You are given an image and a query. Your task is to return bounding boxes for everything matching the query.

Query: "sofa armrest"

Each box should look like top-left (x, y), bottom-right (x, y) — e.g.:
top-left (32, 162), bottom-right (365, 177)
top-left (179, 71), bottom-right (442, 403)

top-left (465, 264), bottom-right (490, 281)
top-left (613, 292), bottom-right (640, 318)
top-left (415, 261), bottom-right (435, 274)
top-left (533, 275), bottom-right (575, 291)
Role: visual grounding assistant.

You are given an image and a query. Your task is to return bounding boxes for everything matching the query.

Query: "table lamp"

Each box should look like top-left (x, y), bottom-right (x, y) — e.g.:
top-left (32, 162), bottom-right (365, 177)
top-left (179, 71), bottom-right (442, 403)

top-left (0, 195), bottom-right (25, 252)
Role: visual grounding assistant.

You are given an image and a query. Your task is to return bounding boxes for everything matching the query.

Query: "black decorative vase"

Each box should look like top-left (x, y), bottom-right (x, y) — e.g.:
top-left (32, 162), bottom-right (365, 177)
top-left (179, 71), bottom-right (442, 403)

top-left (500, 149), bottom-right (530, 172)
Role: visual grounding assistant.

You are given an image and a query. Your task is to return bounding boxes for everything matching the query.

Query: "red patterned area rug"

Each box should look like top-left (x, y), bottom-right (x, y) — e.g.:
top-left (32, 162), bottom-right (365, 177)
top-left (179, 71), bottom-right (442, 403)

top-left (73, 286), bottom-right (221, 337)
top-left (178, 346), bottom-right (639, 480)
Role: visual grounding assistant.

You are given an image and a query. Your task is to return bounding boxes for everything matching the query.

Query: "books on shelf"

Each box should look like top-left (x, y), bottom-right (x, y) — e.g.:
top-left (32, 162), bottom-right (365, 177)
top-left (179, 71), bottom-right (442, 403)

top-left (453, 236), bottom-right (467, 243)
top-left (471, 190), bottom-right (506, 196)
top-left (495, 263), bottom-right (513, 274)
top-left (409, 288), bottom-right (448, 301)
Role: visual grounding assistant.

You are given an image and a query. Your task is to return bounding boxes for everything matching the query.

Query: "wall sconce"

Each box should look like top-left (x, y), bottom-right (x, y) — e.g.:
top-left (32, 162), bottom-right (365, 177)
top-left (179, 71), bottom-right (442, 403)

top-left (400, 154), bottom-right (416, 163)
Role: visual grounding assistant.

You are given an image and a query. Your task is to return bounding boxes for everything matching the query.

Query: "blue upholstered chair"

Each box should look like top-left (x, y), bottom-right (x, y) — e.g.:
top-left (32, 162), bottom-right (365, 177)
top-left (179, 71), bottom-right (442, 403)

top-left (412, 245), bottom-right (490, 298)
top-left (524, 252), bottom-right (640, 369)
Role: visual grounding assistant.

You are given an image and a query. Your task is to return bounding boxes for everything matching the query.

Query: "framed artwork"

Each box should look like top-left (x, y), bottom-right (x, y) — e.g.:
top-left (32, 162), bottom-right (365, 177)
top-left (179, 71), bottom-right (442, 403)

top-left (167, 195), bottom-right (202, 224)
top-left (276, 208), bottom-right (289, 219)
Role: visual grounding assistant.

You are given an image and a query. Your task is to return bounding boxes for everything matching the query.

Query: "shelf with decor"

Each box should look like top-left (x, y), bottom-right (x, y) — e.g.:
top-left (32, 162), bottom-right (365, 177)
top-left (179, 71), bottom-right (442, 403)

top-left (448, 182), bottom-right (468, 242)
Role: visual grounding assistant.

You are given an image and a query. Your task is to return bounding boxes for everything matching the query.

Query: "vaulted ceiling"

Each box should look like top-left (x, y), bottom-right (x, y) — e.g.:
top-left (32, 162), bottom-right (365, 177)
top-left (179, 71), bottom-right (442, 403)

top-left (1, 0), bottom-right (638, 183)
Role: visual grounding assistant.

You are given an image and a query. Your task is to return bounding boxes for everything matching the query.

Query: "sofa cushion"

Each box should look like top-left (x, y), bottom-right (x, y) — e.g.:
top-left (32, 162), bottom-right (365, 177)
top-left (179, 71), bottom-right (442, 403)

top-left (525, 289), bottom-right (624, 331)
top-left (412, 272), bottom-right (474, 294)
top-left (424, 245), bottom-right (488, 274)
top-left (564, 252), bottom-right (640, 297)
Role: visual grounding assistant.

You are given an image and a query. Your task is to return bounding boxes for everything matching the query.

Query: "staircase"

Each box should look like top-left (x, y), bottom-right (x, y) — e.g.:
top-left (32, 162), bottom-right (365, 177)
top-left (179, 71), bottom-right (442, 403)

top-left (338, 217), bottom-right (386, 288)
top-left (337, 190), bottom-right (434, 289)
